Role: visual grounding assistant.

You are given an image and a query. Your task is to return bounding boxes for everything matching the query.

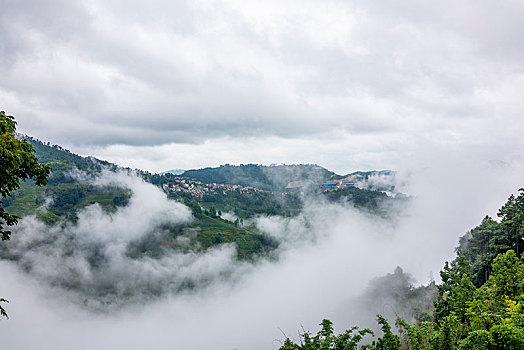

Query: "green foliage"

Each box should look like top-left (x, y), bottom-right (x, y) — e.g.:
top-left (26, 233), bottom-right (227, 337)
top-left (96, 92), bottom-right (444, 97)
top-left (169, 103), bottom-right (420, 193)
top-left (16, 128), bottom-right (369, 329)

top-left (190, 215), bottom-right (278, 260)
top-left (2, 136), bottom-right (131, 222)
top-left (497, 189), bottom-right (524, 257)
top-left (489, 324), bottom-right (524, 349)
top-left (486, 250), bottom-right (524, 299)
top-left (436, 316), bottom-right (461, 350)
top-left (321, 187), bottom-right (391, 214)
top-left (457, 330), bottom-right (489, 350)
top-left (434, 257), bottom-right (475, 323)
top-left (197, 189), bottom-right (302, 218)
top-left (0, 111), bottom-right (51, 240)
top-left (181, 163), bottom-right (338, 191)
top-left (280, 316), bottom-right (407, 350)
top-left (3, 137), bottom-right (280, 261)
top-left (456, 216), bottom-right (500, 286)
top-left (456, 189), bottom-right (524, 286)
top-left (24, 136), bottom-right (118, 183)
top-left (0, 111), bottom-right (51, 320)
top-left (396, 319), bottom-right (433, 350)
top-left (167, 183), bottom-right (398, 221)
top-left (372, 315), bottom-right (401, 350)
top-left (280, 318), bottom-right (374, 350)
top-left (400, 250), bottom-right (524, 349)
top-left (278, 189), bottom-right (524, 350)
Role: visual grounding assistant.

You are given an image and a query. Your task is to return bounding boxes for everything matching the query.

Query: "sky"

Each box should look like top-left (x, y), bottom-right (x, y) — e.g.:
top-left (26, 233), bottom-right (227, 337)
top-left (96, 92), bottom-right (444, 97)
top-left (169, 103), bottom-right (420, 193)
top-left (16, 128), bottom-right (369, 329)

top-left (2, 0), bottom-right (524, 174)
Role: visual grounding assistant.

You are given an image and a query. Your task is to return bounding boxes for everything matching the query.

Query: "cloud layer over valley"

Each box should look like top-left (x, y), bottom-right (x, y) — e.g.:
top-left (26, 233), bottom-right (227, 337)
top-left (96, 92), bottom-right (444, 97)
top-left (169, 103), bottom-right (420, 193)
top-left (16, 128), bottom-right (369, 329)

top-left (1, 158), bottom-right (523, 349)
top-left (2, 1), bottom-right (524, 348)
top-left (0, 171), bottom-right (250, 307)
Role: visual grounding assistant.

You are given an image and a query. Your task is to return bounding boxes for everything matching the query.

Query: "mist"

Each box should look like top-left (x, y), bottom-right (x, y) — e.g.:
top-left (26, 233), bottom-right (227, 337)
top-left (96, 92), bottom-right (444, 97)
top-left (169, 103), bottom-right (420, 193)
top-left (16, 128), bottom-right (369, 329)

top-left (1, 157), bottom-right (524, 350)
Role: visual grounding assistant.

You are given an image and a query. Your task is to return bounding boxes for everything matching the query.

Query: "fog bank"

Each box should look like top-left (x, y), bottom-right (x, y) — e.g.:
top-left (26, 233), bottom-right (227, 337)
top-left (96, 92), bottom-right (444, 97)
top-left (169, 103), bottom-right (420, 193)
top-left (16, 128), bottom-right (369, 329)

top-left (1, 158), bottom-right (523, 349)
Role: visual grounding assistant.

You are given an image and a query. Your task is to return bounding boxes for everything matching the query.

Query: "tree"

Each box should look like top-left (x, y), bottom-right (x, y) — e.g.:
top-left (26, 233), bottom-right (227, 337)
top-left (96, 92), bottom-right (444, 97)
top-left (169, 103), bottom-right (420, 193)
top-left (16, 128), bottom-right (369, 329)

top-left (456, 215), bottom-right (500, 286)
top-left (497, 189), bottom-right (524, 257)
top-left (484, 250), bottom-right (524, 300)
top-left (434, 256), bottom-right (475, 323)
top-left (279, 318), bottom-right (374, 350)
top-left (0, 110), bottom-right (51, 319)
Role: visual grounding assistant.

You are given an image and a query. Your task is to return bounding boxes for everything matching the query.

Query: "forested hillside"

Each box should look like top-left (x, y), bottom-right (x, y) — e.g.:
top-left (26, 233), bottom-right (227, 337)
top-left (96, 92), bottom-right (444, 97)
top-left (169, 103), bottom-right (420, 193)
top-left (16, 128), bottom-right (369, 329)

top-left (1, 135), bottom-right (406, 307)
top-left (1, 137), bottom-right (278, 260)
top-left (179, 163), bottom-right (339, 191)
top-left (4, 137), bottom-right (397, 262)
top-left (3, 136), bottom-right (127, 223)
top-left (279, 189), bottom-right (524, 349)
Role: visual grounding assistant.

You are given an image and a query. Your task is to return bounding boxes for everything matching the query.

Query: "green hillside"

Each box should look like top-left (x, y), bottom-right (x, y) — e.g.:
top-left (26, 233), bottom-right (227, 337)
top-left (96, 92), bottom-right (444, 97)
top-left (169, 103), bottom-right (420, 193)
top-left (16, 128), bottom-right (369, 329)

top-left (2, 137), bottom-right (277, 260)
top-left (3, 136), bottom-right (400, 260)
top-left (180, 163), bottom-right (340, 191)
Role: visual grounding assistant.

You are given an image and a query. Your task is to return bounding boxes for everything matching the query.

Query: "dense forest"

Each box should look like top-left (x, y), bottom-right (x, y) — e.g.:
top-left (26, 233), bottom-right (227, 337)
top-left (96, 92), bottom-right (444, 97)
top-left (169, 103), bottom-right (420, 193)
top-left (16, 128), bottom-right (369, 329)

top-left (279, 189), bottom-right (524, 349)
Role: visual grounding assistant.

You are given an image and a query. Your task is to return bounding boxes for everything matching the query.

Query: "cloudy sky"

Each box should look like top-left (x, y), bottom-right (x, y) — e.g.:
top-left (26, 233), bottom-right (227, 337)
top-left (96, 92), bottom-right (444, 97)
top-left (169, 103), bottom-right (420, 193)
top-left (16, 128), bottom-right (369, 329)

top-left (2, 0), bottom-right (523, 173)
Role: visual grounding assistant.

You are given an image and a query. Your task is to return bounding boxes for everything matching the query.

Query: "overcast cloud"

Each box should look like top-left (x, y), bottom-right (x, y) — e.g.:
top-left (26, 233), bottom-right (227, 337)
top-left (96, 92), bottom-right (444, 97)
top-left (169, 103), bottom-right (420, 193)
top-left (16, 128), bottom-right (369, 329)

top-left (1, 0), bottom-right (523, 173)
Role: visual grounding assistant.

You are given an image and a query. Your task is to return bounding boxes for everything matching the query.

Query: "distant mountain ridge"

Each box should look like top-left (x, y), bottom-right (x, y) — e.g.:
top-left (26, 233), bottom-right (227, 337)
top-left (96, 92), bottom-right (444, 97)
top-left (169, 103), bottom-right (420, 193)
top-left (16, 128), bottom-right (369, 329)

top-left (5, 135), bottom-right (278, 261)
top-left (20, 134), bottom-right (396, 193)
top-left (180, 163), bottom-right (339, 191)
top-left (179, 165), bottom-right (396, 192)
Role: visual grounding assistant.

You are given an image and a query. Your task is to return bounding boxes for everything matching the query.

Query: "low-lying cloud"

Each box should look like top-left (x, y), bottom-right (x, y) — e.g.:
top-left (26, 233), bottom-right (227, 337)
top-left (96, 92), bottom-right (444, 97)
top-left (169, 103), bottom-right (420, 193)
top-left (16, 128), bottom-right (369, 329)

top-left (0, 171), bottom-right (252, 308)
top-left (1, 159), bottom-right (524, 349)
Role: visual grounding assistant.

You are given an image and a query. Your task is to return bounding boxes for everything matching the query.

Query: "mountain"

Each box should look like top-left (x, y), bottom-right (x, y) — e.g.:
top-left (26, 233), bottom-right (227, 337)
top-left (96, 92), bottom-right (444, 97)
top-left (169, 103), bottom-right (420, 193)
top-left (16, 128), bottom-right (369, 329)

top-left (2, 136), bottom-right (277, 260)
top-left (4, 136), bottom-right (124, 221)
top-left (180, 163), bottom-right (340, 191)
top-left (3, 136), bottom-right (402, 262)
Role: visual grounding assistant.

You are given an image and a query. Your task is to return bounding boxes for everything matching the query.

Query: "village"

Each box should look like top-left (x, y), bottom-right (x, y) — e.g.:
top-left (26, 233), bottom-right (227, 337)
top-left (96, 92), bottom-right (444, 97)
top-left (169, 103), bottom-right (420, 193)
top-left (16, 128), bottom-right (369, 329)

top-left (162, 178), bottom-right (267, 198)
top-left (162, 175), bottom-right (360, 198)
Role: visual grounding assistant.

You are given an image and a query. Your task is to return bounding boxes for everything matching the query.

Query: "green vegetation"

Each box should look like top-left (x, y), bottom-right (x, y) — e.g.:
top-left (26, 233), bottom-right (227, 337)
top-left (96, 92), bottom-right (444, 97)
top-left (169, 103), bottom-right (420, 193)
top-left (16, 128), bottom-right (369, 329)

top-left (24, 135), bottom-right (118, 183)
top-left (456, 189), bottom-right (524, 287)
top-left (190, 215), bottom-right (278, 260)
top-left (0, 111), bottom-right (51, 319)
top-left (2, 137), bottom-right (126, 218)
top-left (166, 185), bottom-right (400, 222)
top-left (321, 187), bottom-right (399, 216)
top-left (169, 188), bottom-right (303, 219)
top-left (279, 316), bottom-right (401, 350)
top-left (179, 163), bottom-right (339, 191)
top-left (1, 119), bottom-right (403, 316)
top-left (279, 189), bottom-right (524, 349)
top-left (2, 136), bottom-right (279, 261)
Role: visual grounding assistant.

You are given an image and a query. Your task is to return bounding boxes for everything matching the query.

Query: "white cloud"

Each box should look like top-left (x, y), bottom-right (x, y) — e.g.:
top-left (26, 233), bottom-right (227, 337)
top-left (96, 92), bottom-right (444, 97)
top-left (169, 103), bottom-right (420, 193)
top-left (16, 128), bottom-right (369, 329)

top-left (1, 157), bottom-right (524, 349)
top-left (0, 0), bottom-right (522, 173)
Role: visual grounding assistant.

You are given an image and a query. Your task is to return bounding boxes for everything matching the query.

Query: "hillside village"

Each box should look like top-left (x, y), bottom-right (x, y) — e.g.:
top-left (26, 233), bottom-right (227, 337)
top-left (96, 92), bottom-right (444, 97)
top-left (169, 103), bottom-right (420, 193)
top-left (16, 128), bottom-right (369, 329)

top-left (162, 178), bottom-right (269, 197)
top-left (162, 175), bottom-right (360, 198)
